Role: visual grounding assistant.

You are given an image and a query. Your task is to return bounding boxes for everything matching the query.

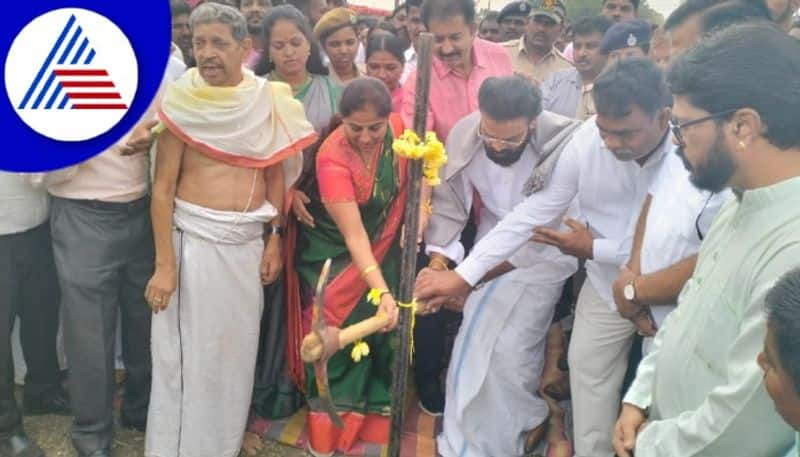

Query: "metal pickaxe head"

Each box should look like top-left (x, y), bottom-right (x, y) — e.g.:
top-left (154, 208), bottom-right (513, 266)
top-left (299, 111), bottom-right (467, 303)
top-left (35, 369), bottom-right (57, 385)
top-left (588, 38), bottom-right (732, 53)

top-left (311, 259), bottom-right (344, 429)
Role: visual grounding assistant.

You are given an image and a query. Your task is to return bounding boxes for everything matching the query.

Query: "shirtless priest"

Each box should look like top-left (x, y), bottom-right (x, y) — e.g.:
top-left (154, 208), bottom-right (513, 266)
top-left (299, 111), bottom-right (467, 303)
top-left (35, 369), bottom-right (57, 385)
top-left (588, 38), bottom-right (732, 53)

top-left (143, 4), bottom-right (317, 457)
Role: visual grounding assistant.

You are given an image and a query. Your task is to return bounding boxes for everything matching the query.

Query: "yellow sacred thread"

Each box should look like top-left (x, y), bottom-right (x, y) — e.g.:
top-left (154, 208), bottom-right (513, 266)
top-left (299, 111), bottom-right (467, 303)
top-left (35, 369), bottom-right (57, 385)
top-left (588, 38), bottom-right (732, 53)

top-left (392, 129), bottom-right (448, 186)
top-left (397, 299), bottom-right (417, 363)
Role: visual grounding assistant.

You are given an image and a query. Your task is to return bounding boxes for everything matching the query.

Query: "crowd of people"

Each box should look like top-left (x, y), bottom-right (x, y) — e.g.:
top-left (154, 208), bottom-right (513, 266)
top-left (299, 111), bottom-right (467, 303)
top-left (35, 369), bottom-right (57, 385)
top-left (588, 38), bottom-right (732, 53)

top-left (2, 0), bottom-right (800, 456)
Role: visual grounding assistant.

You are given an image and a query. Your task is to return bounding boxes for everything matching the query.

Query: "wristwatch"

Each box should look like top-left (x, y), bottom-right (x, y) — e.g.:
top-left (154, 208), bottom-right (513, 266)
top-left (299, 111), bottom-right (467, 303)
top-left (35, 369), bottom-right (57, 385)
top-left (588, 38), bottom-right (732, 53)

top-left (267, 225), bottom-right (284, 238)
top-left (623, 278), bottom-right (638, 302)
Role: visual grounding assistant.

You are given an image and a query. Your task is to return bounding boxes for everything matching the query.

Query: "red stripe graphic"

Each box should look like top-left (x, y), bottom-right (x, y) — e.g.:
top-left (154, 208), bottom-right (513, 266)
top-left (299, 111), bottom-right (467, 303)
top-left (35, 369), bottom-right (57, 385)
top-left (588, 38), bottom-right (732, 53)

top-left (67, 92), bottom-right (122, 99)
top-left (54, 69), bottom-right (108, 76)
top-left (61, 81), bottom-right (115, 87)
top-left (72, 104), bottom-right (128, 109)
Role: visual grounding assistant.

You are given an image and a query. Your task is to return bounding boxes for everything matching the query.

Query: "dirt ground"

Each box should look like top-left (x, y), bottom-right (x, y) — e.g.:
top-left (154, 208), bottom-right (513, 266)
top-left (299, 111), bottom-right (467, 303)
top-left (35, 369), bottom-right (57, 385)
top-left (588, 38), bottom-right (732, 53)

top-left (20, 394), bottom-right (306, 457)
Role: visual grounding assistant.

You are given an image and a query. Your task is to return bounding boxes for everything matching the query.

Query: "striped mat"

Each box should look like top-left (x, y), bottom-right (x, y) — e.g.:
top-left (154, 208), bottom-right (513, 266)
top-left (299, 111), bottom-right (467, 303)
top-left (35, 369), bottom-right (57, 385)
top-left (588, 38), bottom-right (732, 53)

top-left (248, 397), bottom-right (442, 457)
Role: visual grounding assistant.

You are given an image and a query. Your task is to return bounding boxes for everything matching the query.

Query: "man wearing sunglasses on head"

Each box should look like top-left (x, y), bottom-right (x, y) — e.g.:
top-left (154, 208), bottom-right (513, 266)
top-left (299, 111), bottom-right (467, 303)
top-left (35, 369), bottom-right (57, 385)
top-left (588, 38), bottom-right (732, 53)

top-left (418, 75), bottom-right (581, 456)
top-left (415, 58), bottom-right (675, 457)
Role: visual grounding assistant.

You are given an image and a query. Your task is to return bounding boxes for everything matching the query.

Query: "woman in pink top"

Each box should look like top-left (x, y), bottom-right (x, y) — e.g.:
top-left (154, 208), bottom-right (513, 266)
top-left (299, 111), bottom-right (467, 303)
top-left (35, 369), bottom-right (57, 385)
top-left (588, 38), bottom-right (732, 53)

top-left (365, 30), bottom-right (405, 114)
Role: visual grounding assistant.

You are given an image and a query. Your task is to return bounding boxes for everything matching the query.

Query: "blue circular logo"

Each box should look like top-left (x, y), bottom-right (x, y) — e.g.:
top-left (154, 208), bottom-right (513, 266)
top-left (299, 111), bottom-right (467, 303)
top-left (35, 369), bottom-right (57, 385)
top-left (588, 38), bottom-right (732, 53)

top-left (1, 0), bottom-right (171, 172)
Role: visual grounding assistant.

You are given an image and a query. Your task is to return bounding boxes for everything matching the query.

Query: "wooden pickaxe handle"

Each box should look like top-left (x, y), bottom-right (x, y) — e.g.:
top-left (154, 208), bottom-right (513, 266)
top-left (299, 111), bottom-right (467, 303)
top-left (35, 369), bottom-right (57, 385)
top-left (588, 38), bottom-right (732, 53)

top-left (301, 312), bottom-right (393, 363)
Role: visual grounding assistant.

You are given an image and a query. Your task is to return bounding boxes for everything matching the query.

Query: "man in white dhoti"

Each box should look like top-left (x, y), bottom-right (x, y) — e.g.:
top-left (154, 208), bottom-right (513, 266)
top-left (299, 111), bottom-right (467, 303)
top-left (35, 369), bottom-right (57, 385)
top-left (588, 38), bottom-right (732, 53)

top-left (144, 4), bottom-right (316, 457)
top-left (419, 76), bottom-right (580, 457)
top-left (415, 58), bottom-right (675, 457)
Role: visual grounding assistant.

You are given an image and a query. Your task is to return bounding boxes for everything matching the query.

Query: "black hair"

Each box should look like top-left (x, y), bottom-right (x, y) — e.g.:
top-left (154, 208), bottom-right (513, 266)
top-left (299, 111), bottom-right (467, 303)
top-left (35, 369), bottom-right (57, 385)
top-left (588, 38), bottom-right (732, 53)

top-left (593, 57), bottom-right (671, 118)
top-left (700, 0), bottom-right (771, 34)
top-left (171, 0), bottom-right (191, 17)
top-left (405, 0), bottom-right (422, 14)
top-left (339, 77), bottom-right (393, 118)
top-left (766, 267), bottom-right (800, 395)
top-left (479, 11), bottom-right (500, 27)
top-left (602, 0), bottom-right (640, 12)
top-left (421, 0), bottom-right (476, 28)
top-left (669, 22), bottom-right (800, 149)
top-left (318, 19), bottom-right (358, 46)
top-left (254, 5), bottom-right (328, 76)
top-left (368, 20), bottom-right (400, 38)
top-left (358, 16), bottom-right (379, 30)
top-left (572, 15), bottom-right (613, 37)
top-left (664, 0), bottom-right (723, 30)
top-left (366, 29), bottom-right (406, 63)
top-left (392, 3), bottom-right (407, 18)
top-left (478, 76), bottom-right (542, 121)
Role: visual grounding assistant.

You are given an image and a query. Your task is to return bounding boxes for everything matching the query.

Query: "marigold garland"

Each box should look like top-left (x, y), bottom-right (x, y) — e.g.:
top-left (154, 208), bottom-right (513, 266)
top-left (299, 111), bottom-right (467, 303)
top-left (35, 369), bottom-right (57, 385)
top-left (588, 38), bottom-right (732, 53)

top-left (353, 289), bottom-right (417, 363)
top-left (392, 129), bottom-right (448, 186)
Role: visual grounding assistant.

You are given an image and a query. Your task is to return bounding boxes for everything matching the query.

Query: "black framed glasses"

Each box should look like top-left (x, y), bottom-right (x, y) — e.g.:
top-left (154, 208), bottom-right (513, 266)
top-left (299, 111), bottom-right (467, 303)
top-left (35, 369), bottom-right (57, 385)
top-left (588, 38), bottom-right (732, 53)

top-left (669, 108), bottom-right (738, 147)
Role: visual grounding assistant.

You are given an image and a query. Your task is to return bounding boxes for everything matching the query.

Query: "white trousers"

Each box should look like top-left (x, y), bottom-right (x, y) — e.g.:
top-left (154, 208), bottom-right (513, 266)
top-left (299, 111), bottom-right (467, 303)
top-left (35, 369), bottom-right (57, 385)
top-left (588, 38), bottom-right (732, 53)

top-left (568, 280), bottom-right (636, 457)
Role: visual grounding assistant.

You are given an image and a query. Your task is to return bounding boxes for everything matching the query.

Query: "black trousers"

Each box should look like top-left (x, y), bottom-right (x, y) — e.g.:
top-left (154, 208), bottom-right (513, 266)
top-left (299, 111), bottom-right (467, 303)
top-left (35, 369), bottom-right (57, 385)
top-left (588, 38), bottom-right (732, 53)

top-left (50, 197), bottom-right (153, 455)
top-left (0, 222), bottom-right (61, 439)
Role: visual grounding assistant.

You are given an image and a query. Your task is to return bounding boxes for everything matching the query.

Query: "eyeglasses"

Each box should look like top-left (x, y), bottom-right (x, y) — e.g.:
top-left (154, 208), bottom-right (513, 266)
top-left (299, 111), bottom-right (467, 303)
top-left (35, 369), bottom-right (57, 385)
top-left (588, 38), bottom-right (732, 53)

top-left (477, 127), bottom-right (529, 149)
top-left (670, 108), bottom-right (737, 147)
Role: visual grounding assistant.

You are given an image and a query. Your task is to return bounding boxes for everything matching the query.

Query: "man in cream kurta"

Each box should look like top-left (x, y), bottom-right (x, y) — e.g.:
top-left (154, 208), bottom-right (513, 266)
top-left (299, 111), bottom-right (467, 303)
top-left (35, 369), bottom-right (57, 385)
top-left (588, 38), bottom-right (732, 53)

top-left (423, 76), bottom-right (580, 456)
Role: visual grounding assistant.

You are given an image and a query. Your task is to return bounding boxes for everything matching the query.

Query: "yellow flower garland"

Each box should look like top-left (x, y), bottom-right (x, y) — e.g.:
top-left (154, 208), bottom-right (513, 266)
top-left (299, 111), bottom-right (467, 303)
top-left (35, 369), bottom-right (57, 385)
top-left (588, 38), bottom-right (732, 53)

top-left (392, 129), bottom-right (448, 186)
top-left (352, 289), bottom-right (418, 363)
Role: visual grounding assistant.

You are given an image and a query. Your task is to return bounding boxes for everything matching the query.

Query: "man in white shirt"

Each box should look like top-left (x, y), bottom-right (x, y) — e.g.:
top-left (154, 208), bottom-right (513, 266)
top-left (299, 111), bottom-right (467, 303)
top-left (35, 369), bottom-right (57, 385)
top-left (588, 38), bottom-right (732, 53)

top-left (423, 76), bottom-right (580, 457)
top-left (0, 173), bottom-right (64, 457)
top-left (612, 150), bottom-right (731, 354)
top-left (414, 58), bottom-right (674, 457)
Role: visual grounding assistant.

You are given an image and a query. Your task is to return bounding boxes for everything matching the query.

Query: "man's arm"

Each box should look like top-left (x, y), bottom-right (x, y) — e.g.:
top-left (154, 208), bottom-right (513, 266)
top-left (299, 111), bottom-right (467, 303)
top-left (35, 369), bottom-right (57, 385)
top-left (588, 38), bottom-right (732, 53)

top-left (261, 162), bottom-right (284, 285)
top-left (453, 135), bottom-right (581, 286)
top-left (634, 256), bottom-right (697, 305)
top-left (145, 129), bottom-right (184, 313)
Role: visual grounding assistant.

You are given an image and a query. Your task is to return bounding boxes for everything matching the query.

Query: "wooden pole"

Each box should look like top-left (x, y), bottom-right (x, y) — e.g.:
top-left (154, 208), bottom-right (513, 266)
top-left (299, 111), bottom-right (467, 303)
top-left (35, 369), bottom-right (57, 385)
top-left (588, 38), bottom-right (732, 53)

top-left (387, 32), bottom-right (433, 457)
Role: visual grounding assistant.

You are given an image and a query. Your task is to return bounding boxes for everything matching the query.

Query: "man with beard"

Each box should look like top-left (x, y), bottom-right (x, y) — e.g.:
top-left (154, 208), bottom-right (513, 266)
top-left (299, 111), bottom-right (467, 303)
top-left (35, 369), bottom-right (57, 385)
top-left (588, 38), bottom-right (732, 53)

top-left (421, 76), bottom-right (580, 456)
top-left (389, 3), bottom-right (412, 50)
top-left (144, 4), bottom-right (316, 457)
top-left (541, 15), bottom-right (612, 119)
top-left (172, 0), bottom-right (195, 66)
top-left (613, 23), bottom-right (800, 457)
top-left (414, 58), bottom-right (674, 457)
top-left (497, 0), bottom-right (531, 42)
top-left (241, 0), bottom-right (271, 69)
top-left (401, 0), bottom-right (512, 416)
top-left (504, 0), bottom-right (572, 85)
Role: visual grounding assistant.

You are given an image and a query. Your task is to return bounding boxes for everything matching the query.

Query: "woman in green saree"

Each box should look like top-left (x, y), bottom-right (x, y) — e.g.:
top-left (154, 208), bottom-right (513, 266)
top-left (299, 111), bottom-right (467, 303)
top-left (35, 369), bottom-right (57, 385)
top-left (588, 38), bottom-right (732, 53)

top-left (286, 78), bottom-right (407, 456)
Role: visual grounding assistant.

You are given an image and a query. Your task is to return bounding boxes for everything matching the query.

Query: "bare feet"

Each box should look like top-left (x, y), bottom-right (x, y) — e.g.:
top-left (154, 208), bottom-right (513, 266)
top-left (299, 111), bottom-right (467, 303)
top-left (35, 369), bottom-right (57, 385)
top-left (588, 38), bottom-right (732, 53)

top-left (241, 431), bottom-right (264, 456)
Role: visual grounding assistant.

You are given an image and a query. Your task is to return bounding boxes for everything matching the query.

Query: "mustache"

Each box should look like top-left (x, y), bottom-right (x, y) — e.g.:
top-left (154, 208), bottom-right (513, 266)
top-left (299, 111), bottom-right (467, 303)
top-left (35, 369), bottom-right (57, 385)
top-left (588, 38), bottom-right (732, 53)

top-left (199, 58), bottom-right (223, 67)
top-left (438, 51), bottom-right (460, 58)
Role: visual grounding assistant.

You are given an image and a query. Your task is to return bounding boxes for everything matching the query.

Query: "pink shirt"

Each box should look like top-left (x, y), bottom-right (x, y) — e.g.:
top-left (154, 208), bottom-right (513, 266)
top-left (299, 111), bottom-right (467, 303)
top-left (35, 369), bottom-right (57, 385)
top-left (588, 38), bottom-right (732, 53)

top-left (401, 38), bottom-right (513, 142)
top-left (391, 86), bottom-right (403, 114)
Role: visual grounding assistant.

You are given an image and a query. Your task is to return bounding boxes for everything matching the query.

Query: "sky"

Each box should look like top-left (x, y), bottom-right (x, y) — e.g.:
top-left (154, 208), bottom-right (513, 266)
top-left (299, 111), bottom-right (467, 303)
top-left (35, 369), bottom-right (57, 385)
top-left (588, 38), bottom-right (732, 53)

top-left (350, 0), bottom-right (681, 21)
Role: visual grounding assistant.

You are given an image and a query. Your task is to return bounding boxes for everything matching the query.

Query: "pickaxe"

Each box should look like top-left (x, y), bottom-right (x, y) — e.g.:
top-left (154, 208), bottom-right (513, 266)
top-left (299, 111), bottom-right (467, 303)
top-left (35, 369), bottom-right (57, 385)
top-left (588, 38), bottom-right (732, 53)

top-left (301, 258), bottom-right (393, 428)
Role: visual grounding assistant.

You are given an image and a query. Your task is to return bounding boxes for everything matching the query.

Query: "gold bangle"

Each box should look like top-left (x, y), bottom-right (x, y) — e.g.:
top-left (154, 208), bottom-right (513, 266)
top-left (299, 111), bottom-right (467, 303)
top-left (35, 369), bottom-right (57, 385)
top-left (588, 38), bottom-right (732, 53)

top-left (421, 199), bottom-right (433, 215)
top-left (429, 257), bottom-right (449, 271)
top-left (361, 264), bottom-right (378, 278)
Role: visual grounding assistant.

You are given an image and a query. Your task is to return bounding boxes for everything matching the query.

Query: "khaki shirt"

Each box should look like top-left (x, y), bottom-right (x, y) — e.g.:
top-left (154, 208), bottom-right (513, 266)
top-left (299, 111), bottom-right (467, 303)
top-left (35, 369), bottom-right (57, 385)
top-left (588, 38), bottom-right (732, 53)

top-left (502, 38), bottom-right (573, 86)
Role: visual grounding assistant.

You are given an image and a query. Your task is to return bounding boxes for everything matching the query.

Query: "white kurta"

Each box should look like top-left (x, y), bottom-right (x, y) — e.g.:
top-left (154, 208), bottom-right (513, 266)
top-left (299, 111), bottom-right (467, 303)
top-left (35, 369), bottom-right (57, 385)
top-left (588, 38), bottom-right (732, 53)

top-left (638, 152), bottom-right (731, 353)
top-left (145, 198), bottom-right (275, 457)
top-left (428, 137), bottom-right (575, 456)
